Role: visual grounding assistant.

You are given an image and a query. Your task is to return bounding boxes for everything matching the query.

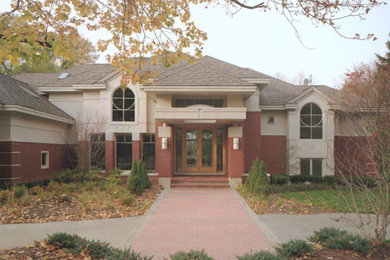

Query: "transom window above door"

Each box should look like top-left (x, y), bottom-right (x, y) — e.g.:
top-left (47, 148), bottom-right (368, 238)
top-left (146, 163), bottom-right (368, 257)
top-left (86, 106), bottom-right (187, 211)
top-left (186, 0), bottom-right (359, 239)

top-left (112, 88), bottom-right (135, 122)
top-left (300, 103), bottom-right (323, 139)
top-left (173, 98), bottom-right (224, 107)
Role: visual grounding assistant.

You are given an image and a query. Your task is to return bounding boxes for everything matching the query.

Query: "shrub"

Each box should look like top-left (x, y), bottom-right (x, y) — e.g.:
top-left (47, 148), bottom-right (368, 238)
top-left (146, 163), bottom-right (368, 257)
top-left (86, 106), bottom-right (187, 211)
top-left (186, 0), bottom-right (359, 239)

top-left (24, 179), bottom-right (51, 188)
top-left (119, 192), bottom-right (136, 206)
top-left (274, 239), bottom-right (313, 258)
top-left (170, 249), bottom-right (214, 260)
top-left (47, 233), bottom-right (81, 249)
top-left (58, 194), bottom-right (72, 203)
top-left (46, 181), bottom-right (63, 192)
top-left (309, 227), bottom-right (372, 255)
top-left (140, 161), bottom-right (151, 189)
top-left (111, 248), bottom-right (152, 260)
top-left (110, 168), bottom-right (122, 176)
top-left (0, 189), bottom-right (12, 202)
top-left (245, 158), bottom-right (260, 192)
top-left (270, 175), bottom-right (288, 185)
top-left (245, 158), bottom-right (270, 196)
top-left (80, 240), bottom-right (113, 259)
top-left (289, 175), bottom-right (323, 184)
top-left (269, 183), bottom-right (329, 194)
top-left (236, 250), bottom-right (286, 260)
top-left (127, 160), bottom-right (151, 194)
top-left (13, 185), bottom-right (27, 199)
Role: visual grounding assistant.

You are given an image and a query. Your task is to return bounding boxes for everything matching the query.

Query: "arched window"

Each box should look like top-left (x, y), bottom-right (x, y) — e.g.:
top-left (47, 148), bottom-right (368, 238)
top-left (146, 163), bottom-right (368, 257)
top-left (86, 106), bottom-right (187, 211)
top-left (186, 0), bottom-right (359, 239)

top-left (300, 103), bottom-right (322, 139)
top-left (112, 88), bottom-right (135, 122)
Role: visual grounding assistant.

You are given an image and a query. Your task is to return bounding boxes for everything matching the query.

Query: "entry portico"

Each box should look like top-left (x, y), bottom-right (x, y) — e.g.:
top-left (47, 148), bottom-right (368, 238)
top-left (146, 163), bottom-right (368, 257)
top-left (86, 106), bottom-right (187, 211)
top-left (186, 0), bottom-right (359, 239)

top-left (144, 81), bottom-right (262, 187)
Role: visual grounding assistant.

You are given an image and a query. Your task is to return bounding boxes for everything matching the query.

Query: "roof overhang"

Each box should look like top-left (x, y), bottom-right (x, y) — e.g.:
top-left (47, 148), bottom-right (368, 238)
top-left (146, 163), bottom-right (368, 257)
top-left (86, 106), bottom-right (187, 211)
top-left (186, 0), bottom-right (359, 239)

top-left (142, 85), bottom-right (257, 96)
top-left (240, 78), bottom-right (270, 85)
top-left (37, 83), bottom-right (107, 93)
top-left (0, 105), bottom-right (75, 124)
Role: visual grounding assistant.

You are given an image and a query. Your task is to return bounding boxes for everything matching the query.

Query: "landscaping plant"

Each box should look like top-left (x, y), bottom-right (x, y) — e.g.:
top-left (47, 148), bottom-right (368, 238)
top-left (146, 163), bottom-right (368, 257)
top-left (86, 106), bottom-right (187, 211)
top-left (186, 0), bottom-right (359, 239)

top-left (127, 160), bottom-right (151, 195)
top-left (170, 249), bottom-right (214, 260)
top-left (309, 227), bottom-right (372, 255)
top-left (236, 250), bottom-right (286, 260)
top-left (245, 158), bottom-right (270, 197)
top-left (274, 239), bottom-right (313, 258)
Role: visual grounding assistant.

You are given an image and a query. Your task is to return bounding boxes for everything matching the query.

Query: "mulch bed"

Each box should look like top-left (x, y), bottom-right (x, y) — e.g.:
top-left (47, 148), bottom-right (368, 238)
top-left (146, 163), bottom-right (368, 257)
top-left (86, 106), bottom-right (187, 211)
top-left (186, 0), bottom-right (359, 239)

top-left (242, 193), bottom-right (338, 215)
top-left (0, 185), bottom-right (162, 224)
top-left (1, 241), bottom-right (390, 260)
top-left (297, 243), bottom-right (390, 260)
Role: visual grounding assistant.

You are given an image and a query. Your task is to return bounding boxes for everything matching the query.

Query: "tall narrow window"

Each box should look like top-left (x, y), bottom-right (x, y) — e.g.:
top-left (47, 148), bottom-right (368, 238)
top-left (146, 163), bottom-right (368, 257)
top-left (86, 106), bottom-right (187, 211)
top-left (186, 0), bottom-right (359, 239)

top-left (142, 134), bottom-right (155, 170)
top-left (116, 134), bottom-right (132, 170)
top-left (90, 133), bottom-right (105, 169)
top-left (300, 103), bottom-right (323, 139)
top-left (112, 88), bottom-right (135, 122)
top-left (41, 151), bottom-right (49, 169)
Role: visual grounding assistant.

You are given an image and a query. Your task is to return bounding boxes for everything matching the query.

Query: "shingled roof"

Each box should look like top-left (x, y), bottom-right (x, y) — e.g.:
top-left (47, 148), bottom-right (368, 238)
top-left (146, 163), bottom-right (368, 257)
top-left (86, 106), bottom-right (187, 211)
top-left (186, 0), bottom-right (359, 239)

top-left (0, 74), bottom-right (74, 121)
top-left (12, 56), bottom-right (340, 106)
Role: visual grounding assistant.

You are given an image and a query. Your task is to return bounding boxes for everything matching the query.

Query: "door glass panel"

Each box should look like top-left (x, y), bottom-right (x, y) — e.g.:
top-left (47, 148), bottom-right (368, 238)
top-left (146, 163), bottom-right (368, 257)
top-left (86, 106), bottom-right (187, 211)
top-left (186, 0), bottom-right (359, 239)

top-left (202, 130), bottom-right (213, 167)
top-left (186, 130), bottom-right (197, 167)
top-left (175, 128), bottom-right (182, 172)
top-left (217, 128), bottom-right (223, 172)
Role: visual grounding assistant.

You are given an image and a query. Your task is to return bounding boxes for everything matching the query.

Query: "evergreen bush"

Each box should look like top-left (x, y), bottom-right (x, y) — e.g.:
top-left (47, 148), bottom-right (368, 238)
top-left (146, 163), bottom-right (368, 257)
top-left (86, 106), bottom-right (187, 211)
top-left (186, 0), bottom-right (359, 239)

top-left (270, 175), bottom-right (289, 185)
top-left (274, 239), bottom-right (313, 258)
top-left (236, 250), bottom-right (286, 260)
top-left (13, 185), bottom-right (27, 199)
top-left (245, 158), bottom-right (270, 196)
top-left (309, 227), bottom-right (372, 255)
top-left (170, 249), bottom-right (214, 260)
top-left (127, 160), bottom-right (143, 194)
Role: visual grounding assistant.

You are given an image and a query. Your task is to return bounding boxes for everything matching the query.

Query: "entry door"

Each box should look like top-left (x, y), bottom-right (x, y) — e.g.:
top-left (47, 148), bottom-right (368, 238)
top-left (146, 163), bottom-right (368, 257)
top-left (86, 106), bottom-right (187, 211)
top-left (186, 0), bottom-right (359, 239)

top-left (184, 128), bottom-right (215, 173)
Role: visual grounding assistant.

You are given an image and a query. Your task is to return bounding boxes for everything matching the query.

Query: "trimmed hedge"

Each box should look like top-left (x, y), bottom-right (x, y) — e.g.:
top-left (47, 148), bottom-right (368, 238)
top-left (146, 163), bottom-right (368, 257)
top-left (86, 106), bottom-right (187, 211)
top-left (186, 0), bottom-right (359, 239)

top-left (270, 175), bottom-right (289, 185)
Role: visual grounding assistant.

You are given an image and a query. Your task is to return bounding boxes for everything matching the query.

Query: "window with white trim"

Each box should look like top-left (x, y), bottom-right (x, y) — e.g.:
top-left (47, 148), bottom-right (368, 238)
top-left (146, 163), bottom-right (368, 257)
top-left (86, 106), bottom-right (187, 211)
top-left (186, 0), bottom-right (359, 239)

top-left (112, 88), bottom-right (135, 122)
top-left (41, 151), bottom-right (49, 169)
top-left (300, 158), bottom-right (322, 176)
top-left (300, 103), bottom-right (323, 139)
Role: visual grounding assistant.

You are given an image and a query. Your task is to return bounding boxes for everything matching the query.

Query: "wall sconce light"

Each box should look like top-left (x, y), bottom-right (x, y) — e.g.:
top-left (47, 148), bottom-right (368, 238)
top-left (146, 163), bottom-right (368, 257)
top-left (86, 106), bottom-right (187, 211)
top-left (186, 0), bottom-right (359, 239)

top-left (162, 137), bottom-right (168, 150)
top-left (233, 137), bottom-right (239, 150)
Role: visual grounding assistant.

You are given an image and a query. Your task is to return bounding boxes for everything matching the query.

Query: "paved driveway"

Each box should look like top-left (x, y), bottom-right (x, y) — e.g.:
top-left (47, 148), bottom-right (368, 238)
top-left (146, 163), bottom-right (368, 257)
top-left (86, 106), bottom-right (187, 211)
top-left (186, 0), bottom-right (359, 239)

top-left (131, 188), bottom-right (273, 260)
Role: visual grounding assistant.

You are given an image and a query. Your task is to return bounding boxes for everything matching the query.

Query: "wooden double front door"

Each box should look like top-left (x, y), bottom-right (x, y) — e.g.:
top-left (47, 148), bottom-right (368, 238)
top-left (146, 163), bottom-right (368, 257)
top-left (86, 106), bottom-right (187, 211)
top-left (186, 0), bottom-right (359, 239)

top-left (175, 127), bottom-right (224, 174)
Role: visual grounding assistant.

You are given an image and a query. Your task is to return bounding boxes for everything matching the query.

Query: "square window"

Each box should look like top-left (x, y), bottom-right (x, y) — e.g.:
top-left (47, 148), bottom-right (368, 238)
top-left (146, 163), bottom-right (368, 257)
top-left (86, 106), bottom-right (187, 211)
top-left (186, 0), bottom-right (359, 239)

top-left (41, 151), bottom-right (49, 169)
top-left (267, 116), bottom-right (275, 124)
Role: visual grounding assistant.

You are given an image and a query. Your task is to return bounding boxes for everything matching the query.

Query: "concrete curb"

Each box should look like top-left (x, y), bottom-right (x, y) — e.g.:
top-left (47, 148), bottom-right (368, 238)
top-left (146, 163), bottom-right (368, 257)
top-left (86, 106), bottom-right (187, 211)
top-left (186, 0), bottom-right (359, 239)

top-left (232, 188), bottom-right (281, 246)
top-left (125, 187), bottom-right (169, 246)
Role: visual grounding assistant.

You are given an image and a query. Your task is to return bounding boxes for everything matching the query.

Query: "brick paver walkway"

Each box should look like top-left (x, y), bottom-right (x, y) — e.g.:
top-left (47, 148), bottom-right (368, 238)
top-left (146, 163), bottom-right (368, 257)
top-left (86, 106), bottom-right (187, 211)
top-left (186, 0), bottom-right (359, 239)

top-left (131, 188), bottom-right (273, 259)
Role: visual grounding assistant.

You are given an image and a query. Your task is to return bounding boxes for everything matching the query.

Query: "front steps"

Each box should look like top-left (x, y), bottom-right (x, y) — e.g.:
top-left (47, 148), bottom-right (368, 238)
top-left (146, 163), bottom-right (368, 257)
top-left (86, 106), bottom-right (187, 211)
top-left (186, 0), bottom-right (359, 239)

top-left (171, 176), bottom-right (230, 188)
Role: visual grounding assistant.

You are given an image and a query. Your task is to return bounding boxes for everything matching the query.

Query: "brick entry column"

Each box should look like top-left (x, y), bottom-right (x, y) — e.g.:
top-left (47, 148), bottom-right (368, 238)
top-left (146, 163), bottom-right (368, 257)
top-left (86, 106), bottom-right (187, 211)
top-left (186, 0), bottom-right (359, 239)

top-left (227, 125), bottom-right (245, 188)
top-left (132, 133), bottom-right (141, 161)
top-left (105, 140), bottom-right (115, 176)
top-left (155, 122), bottom-right (173, 188)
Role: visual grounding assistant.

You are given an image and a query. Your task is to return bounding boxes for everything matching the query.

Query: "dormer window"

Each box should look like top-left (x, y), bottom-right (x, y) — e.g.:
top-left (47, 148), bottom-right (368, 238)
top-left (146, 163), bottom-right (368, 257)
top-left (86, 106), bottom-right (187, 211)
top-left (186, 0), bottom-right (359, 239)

top-left (112, 88), bottom-right (135, 122)
top-left (300, 103), bottom-right (322, 139)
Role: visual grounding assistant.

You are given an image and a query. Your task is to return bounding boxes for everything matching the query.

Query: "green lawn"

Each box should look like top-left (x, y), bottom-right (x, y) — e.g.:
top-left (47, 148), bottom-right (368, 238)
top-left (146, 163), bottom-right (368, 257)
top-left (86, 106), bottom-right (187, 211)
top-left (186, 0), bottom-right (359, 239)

top-left (279, 189), bottom-right (374, 213)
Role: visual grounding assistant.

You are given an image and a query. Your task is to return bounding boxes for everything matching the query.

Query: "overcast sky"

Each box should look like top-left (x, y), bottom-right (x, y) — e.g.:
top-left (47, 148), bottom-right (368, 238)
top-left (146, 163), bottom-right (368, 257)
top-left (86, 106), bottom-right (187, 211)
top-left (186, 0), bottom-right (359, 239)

top-left (1, 1), bottom-right (389, 88)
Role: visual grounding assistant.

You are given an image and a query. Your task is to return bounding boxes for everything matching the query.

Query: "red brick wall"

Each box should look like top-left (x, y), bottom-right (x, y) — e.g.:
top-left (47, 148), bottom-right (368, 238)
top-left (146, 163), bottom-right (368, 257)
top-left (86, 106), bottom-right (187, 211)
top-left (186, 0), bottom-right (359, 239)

top-left (0, 142), bottom-right (70, 184)
top-left (155, 122), bottom-right (173, 177)
top-left (105, 141), bottom-right (115, 175)
top-left (244, 112), bottom-right (262, 172)
top-left (132, 140), bottom-right (141, 161)
top-left (227, 137), bottom-right (245, 178)
top-left (334, 136), bottom-right (373, 176)
top-left (260, 136), bottom-right (286, 175)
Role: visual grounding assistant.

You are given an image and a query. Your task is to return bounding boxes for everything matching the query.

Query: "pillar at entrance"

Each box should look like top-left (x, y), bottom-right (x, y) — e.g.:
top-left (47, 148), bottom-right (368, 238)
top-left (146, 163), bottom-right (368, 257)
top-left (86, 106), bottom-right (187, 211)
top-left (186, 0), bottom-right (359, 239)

top-left (155, 122), bottom-right (173, 187)
top-left (105, 140), bottom-right (115, 176)
top-left (227, 126), bottom-right (245, 187)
